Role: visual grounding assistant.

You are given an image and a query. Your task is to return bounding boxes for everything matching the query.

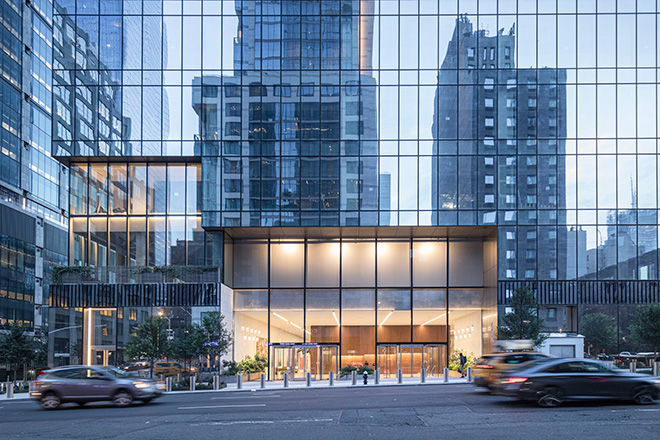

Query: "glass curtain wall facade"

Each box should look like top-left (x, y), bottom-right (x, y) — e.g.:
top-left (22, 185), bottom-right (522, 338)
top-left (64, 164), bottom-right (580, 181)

top-left (47, 0), bottom-right (660, 362)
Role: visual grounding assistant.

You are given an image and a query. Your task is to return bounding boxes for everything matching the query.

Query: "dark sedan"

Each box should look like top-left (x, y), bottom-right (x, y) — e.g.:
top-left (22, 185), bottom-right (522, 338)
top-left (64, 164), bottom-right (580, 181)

top-left (30, 365), bottom-right (165, 409)
top-left (490, 358), bottom-right (660, 407)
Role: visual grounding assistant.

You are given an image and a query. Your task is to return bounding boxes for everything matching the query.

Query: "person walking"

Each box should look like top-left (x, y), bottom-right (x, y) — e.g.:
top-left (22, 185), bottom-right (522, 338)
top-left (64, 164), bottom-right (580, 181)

top-left (459, 353), bottom-right (467, 378)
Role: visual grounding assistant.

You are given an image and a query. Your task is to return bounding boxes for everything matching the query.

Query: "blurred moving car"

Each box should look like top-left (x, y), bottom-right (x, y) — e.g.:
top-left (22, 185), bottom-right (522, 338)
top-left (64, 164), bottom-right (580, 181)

top-left (473, 352), bottom-right (550, 388)
top-left (153, 361), bottom-right (197, 376)
top-left (30, 365), bottom-right (164, 410)
top-left (490, 357), bottom-right (660, 407)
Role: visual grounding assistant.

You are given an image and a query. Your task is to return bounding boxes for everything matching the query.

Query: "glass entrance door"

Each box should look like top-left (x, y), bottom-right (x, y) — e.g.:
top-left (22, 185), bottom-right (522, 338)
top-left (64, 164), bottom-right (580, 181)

top-left (377, 344), bottom-right (446, 377)
top-left (378, 344), bottom-right (398, 378)
top-left (270, 345), bottom-right (338, 380)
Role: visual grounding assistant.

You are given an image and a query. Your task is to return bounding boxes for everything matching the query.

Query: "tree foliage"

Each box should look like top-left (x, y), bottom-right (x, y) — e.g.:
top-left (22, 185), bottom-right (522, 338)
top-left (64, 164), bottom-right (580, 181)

top-left (629, 304), bottom-right (660, 354)
top-left (498, 285), bottom-right (548, 346)
top-left (0, 323), bottom-right (35, 381)
top-left (580, 312), bottom-right (617, 355)
top-left (124, 317), bottom-right (172, 377)
top-left (200, 312), bottom-right (232, 368)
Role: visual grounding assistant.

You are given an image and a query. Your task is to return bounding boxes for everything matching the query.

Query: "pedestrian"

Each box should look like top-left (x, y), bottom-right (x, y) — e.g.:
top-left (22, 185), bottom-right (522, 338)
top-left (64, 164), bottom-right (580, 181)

top-left (459, 353), bottom-right (467, 378)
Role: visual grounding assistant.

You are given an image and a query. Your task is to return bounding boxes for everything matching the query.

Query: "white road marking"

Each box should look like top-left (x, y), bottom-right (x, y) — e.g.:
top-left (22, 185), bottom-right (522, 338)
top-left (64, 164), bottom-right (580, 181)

top-left (211, 395), bottom-right (281, 400)
top-left (637, 408), bottom-right (660, 411)
top-left (191, 418), bottom-right (333, 426)
top-left (178, 404), bottom-right (266, 410)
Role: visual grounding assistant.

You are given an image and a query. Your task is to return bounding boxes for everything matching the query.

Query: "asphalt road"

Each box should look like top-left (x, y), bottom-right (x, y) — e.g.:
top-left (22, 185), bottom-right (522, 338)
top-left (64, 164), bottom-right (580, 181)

top-left (2, 385), bottom-right (659, 440)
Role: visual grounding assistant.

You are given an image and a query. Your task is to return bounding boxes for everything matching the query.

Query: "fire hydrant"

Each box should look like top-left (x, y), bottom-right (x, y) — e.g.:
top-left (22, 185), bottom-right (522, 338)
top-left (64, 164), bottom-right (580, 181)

top-left (363, 370), bottom-right (369, 385)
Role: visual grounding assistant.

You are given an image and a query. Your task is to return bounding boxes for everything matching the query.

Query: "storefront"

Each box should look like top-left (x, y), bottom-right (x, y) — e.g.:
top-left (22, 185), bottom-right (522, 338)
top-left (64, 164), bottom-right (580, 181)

top-left (227, 227), bottom-right (497, 379)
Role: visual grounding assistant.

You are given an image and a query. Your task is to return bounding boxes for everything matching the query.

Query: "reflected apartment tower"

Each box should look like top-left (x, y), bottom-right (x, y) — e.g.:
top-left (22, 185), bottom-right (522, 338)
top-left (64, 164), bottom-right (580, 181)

top-left (432, 15), bottom-right (568, 282)
top-left (193, 0), bottom-right (378, 229)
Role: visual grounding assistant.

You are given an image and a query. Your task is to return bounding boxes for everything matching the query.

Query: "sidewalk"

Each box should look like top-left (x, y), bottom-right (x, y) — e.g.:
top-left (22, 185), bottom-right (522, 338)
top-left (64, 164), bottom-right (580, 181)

top-left (212, 374), bottom-right (471, 392)
top-left (0, 375), bottom-right (472, 401)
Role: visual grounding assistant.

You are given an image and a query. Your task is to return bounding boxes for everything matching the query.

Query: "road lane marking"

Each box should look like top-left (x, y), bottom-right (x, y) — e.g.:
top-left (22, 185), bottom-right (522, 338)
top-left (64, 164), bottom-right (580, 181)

top-left (211, 395), bottom-right (280, 400)
top-left (191, 418), bottom-right (333, 426)
top-left (178, 404), bottom-right (266, 410)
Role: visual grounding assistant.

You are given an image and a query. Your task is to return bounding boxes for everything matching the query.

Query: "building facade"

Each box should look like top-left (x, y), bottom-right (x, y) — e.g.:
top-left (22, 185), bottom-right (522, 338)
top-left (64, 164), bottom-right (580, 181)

top-left (35, 0), bottom-right (660, 375)
top-left (1, 0), bottom-right (68, 333)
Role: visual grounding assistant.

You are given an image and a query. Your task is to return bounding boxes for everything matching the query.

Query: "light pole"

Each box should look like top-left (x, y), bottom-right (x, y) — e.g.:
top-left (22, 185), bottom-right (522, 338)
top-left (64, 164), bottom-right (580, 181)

top-left (158, 311), bottom-right (173, 340)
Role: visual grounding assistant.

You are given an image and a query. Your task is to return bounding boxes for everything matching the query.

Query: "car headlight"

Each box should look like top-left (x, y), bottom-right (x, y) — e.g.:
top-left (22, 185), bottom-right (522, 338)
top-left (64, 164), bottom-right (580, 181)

top-left (132, 381), bottom-right (152, 389)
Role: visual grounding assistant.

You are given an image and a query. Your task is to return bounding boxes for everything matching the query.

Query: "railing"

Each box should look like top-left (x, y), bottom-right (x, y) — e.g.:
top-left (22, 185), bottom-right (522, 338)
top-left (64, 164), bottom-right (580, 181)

top-left (53, 266), bottom-right (221, 285)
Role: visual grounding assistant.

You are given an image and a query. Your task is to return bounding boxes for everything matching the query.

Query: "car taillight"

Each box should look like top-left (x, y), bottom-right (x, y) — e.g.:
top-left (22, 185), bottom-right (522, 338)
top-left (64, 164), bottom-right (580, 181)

top-left (501, 376), bottom-right (528, 384)
top-left (32, 380), bottom-right (42, 386)
top-left (38, 371), bottom-right (46, 376)
top-left (475, 365), bottom-right (493, 369)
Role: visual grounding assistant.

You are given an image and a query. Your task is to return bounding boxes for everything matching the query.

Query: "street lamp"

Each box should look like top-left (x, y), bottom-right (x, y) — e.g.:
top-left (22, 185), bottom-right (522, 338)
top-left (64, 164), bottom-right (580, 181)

top-left (158, 311), bottom-right (173, 340)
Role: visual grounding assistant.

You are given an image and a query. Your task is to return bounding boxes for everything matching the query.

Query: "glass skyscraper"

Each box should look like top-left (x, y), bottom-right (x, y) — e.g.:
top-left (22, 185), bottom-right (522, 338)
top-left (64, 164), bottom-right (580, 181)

top-left (22, 0), bottom-right (660, 373)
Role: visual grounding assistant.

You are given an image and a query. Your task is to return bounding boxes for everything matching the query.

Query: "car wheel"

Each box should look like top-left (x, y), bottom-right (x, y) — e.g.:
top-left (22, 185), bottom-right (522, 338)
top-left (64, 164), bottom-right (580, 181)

top-left (633, 386), bottom-right (656, 405)
top-left (537, 386), bottom-right (563, 408)
top-left (112, 390), bottom-right (134, 407)
top-left (41, 392), bottom-right (61, 410)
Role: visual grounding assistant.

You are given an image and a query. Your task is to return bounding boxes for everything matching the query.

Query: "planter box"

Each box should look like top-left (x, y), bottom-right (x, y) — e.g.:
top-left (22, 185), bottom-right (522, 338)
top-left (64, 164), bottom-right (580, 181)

top-left (218, 375), bottom-right (237, 384)
top-left (60, 273), bottom-right (83, 283)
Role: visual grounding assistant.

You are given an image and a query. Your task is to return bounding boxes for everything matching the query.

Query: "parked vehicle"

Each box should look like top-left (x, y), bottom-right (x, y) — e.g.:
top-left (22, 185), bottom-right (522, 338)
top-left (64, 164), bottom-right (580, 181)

top-left (473, 352), bottom-right (550, 388)
top-left (30, 365), bottom-right (164, 409)
top-left (153, 361), bottom-right (197, 377)
top-left (490, 357), bottom-right (660, 407)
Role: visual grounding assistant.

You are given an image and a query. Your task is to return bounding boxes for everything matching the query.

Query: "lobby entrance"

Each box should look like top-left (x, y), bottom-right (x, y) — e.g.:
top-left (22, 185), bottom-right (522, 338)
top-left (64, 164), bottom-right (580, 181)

top-left (269, 344), bottom-right (339, 380)
top-left (377, 344), bottom-right (446, 378)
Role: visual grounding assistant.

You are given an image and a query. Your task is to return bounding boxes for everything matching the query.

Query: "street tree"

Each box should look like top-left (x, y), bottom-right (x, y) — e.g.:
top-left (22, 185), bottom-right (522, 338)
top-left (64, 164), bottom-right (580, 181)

top-left (629, 304), bottom-right (660, 356)
top-left (580, 312), bottom-right (616, 355)
top-left (172, 324), bottom-right (206, 373)
top-left (124, 317), bottom-right (171, 378)
top-left (0, 323), bottom-right (34, 381)
top-left (498, 285), bottom-right (548, 347)
top-left (200, 312), bottom-right (232, 370)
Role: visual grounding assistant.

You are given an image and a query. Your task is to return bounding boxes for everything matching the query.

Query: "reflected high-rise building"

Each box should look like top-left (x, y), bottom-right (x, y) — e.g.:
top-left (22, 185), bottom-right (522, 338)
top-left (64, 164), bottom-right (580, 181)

top-left (433, 15), bottom-right (568, 284)
top-left (194, 0), bottom-right (378, 228)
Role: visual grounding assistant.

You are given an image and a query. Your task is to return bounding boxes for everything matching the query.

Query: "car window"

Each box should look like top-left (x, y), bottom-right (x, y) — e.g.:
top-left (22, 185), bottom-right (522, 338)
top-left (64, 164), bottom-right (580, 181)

top-left (546, 362), bottom-right (585, 373)
top-left (580, 362), bottom-right (612, 373)
top-left (103, 366), bottom-right (132, 378)
top-left (81, 369), bottom-right (108, 379)
top-left (52, 369), bottom-right (83, 379)
top-left (174, 363), bottom-right (182, 368)
top-left (504, 355), bottom-right (527, 364)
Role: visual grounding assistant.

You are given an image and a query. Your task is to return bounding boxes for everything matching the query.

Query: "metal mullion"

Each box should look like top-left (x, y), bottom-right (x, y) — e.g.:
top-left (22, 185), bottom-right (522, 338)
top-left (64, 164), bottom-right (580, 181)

top-left (267, 237), bottom-right (271, 380)
top-left (338, 238), bottom-right (343, 369)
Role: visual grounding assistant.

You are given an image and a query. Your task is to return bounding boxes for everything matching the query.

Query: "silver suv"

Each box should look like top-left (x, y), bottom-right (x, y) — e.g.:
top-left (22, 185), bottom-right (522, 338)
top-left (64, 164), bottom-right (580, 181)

top-left (30, 365), bottom-right (165, 409)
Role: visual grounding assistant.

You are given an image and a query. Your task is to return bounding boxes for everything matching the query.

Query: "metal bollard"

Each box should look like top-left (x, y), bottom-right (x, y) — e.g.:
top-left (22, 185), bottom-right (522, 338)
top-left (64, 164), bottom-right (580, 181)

top-left (443, 367), bottom-right (449, 382)
top-left (420, 368), bottom-right (426, 384)
top-left (260, 373), bottom-right (266, 389)
top-left (237, 373), bottom-right (243, 389)
top-left (374, 369), bottom-right (380, 385)
top-left (306, 372), bottom-right (312, 387)
top-left (329, 371), bottom-right (334, 386)
top-left (6, 382), bottom-right (13, 399)
top-left (397, 369), bottom-right (403, 384)
top-left (654, 361), bottom-right (660, 376)
top-left (467, 367), bottom-right (473, 382)
top-left (630, 361), bottom-right (637, 373)
top-left (351, 370), bottom-right (357, 386)
top-left (213, 374), bottom-right (220, 390)
top-left (166, 376), bottom-right (173, 392)
top-left (283, 372), bottom-right (289, 388)
top-left (190, 375), bottom-right (196, 391)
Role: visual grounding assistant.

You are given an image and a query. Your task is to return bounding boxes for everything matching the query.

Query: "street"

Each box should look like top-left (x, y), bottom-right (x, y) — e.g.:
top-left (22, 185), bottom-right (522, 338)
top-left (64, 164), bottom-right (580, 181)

top-left (1, 385), bottom-right (659, 439)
